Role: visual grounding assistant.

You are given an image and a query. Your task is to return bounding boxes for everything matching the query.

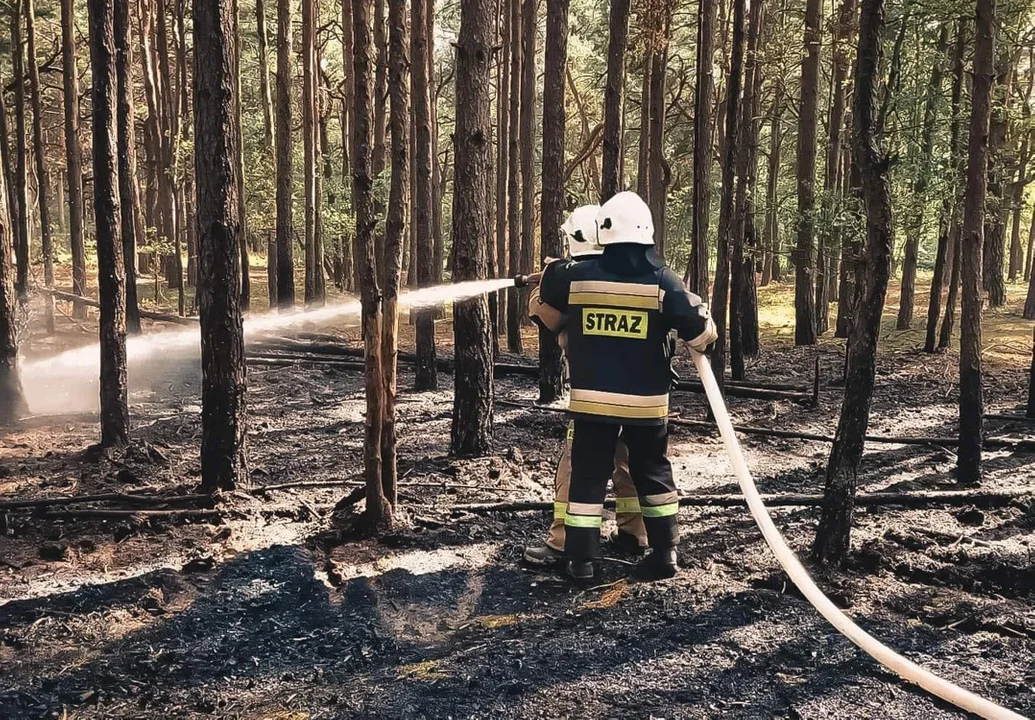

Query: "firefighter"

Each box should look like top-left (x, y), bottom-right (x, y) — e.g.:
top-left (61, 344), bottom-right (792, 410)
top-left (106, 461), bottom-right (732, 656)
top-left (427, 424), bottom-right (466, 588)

top-left (523, 205), bottom-right (648, 567)
top-left (537, 191), bottom-right (717, 581)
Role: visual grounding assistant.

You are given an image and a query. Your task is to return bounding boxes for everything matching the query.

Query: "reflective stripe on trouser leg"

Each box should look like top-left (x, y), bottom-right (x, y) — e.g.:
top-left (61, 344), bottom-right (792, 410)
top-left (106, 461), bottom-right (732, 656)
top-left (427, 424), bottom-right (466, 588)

top-left (546, 422), bottom-right (575, 552)
top-left (611, 437), bottom-right (647, 546)
top-left (564, 420), bottom-right (621, 561)
top-left (623, 423), bottom-right (679, 550)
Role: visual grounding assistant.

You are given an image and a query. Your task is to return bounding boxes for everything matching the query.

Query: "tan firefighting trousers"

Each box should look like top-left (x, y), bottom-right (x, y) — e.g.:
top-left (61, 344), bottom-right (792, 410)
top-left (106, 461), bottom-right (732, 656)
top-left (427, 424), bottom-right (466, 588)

top-left (547, 422), bottom-right (648, 552)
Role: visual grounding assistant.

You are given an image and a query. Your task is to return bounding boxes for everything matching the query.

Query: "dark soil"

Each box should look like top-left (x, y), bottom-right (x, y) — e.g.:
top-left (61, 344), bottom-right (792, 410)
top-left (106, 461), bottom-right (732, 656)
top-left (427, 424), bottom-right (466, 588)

top-left (2, 313), bottom-right (1034, 719)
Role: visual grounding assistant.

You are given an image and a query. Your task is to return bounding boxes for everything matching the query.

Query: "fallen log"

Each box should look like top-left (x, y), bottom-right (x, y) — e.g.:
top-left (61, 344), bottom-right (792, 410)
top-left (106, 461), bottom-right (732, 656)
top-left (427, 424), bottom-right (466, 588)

top-left (41, 509), bottom-right (223, 520)
top-left (0, 492), bottom-right (212, 511)
top-left (43, 289), bottom-right (197, 325)
top-left (454, 489), bottom-right (1033, 514)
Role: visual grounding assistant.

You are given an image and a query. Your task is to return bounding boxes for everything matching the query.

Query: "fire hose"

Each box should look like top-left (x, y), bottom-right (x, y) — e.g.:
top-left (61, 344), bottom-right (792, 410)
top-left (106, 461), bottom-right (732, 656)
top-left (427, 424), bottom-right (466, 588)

top-left (689, 350), bottom-right (1025, 720)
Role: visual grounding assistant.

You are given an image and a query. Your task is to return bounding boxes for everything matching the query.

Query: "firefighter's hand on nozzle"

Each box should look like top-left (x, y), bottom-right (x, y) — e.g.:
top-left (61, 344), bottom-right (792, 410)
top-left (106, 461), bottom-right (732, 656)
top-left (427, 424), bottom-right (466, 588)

top-left (513, 272), bottom-right (543, 288)
top-left (686, 313), bottom-right (719, 353)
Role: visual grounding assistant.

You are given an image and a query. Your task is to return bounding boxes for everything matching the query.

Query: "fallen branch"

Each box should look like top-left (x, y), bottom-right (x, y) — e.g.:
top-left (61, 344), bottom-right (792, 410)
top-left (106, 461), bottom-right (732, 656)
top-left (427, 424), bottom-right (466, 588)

top-left (248, 477), bottom-right (487, 493)
top-left (43, 289), bottom-right (197, 325)
top-left (0, 492), bottom-right (211, 511)
top-left (454, 489), bottom-right (1033, 514)
top-left (41, 509), bottom-right (223, 520)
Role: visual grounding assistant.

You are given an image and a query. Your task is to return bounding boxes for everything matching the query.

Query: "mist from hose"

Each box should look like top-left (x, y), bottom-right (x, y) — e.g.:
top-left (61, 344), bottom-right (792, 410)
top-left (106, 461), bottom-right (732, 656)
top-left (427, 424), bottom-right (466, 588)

top-left (20, 278), bottom-right (515, 415)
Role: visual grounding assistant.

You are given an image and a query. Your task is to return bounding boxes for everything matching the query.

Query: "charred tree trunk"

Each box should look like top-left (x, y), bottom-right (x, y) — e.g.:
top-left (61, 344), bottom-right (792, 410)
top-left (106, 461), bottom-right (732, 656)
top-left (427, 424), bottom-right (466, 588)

top-left (353, 0), bottom-right (392, 530)
top-left (302, 0), bottom-right (323, 305)
top-left (25, 0), bottom-right (53, 331)
top-left (794, 0), bottom-right (821, 345)
top-left (10, 1), bottom-right (29, 301)
top-left (958, 0), bottom-right (995, 485)
top-left (256, 0), bottom-right (275, 148)
top-left (709, 0), bottom-right (745, 391)
top-left (382, 0), bottom-right (409, 506)
top-left (89, 0), bottom-right (130, 448)
top-left (813, 0), bottom-right (893, 565)
top-left (647, 11), bottom-right (671, 258)
top-left (687, 0), bottom-right (716, 297)
top-left (762, 98), bottom-right (783, 288)
top-left (518, 0), bottom-right (537, 324)
top-left (601, 0), bottom-right (630, 202)
top-left (193, 0), bottom-right (248, 492)
top-left (115, 0), bottom-right (142, 335)
top-left (505, 0), bottom-right (523, 353)
top-left (0, 129), bottom-right (24, 424)
top-left (539, 0), bottom-right (567, 402)
top-left (275, 0), bottom-right (294, 308)
top-left (451, 0), bottom-right (495, 456)
top-left (412, 0), bottom-right (438, 390)
top-left (982, 62), bottom-right (1008, 309)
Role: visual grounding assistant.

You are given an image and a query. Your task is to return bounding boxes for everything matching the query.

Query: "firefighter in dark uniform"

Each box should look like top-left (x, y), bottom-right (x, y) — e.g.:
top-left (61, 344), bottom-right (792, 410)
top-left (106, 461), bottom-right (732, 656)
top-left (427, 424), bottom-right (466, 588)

top-left (537, 191), bottom-right (717, 581)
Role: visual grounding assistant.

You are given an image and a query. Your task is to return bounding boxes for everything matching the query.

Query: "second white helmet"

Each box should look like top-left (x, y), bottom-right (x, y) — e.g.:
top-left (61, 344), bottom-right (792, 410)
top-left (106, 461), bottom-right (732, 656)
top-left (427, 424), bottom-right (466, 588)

top-left (595, 191), bottom-right (655, 246)
top-left (561, 205), bottom-right (603, 257)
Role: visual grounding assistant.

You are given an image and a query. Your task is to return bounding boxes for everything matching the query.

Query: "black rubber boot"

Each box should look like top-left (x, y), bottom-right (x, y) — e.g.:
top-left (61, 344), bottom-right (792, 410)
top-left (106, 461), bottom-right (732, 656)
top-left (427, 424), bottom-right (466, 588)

top-left (635, 548), bottom-right (679, 580)
top-left (522, 544), bottom-right (565, 567)
top-left (566, 560), bottom-right (595, 583)
top-left (607, 529), bottom-right (647, 557)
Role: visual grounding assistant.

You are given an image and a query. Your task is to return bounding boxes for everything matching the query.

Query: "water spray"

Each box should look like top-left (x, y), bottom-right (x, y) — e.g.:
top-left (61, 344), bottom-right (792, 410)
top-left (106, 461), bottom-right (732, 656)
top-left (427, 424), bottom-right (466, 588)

top-left (689, 350), bottom-right (1024, 720)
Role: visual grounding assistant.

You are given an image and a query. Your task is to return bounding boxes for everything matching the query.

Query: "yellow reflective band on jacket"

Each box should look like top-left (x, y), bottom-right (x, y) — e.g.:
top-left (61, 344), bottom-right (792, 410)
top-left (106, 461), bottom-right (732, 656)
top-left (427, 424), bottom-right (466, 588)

top-left (615, 497), bottom-right (642, 515)
top-left (640, 502), bottom-right (679, 518)
top-left (569, 389), bottom-right (669, 420)
top-left (554, 501), bottom-right (568, 520)
top-left (569, 281), bottom-right (661, 311)
top-left (564, 513), bottom-right (603, 528)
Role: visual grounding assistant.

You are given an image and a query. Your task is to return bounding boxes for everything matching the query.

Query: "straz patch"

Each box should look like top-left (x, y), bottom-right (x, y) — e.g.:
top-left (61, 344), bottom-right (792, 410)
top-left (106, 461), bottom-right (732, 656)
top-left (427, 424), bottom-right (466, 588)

top-left (582, 308), bottom-right (649, 339)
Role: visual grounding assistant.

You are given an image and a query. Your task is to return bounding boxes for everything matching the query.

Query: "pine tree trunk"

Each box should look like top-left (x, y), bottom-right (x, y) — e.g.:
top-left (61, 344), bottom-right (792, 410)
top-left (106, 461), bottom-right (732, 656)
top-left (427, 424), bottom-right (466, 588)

top-left (601, 0), bottom-right (630, 203)
top-left (539, 0), bottom-right (567, 402)
top-left (342, 0), bottom-right (355, 292)
top-left (940, 218), bottom-right (962, 349)
top-left (709, 0), bottom-right (745, 391)
top-left (813, 0), bottom-right (893, 565)
top-left (686, 0), bottom-right (716, 295)
top-left (958, 0), bottom-right (995, 485)
top-left (0, 127), bottom-right (25, 424)
top-left (256, 0), bottom-right (275, 148)
top-left (353, 0), bottom-right (392, 530)
top-left (382, 0), bottom-right (409, 507)
top-left (518, 0), bottom-right (537, 323)
top-left (505, 0), bottom-right (523, 353)
top-left (193, 0), bottom-right (248, 492)
top-left (1008, 131), bottom-right (1031, 282)
top-left (450, 0), bottom-right (495, 456)
top-left (10, 1), bottom-right (30, 301)
top-left (155, 0), bottom-right (183, 312)
top-left (0, 70), bottom-right (19, 300)
top-left (412, 0), bottom-right (438, 390)
top-left (25, 0), bottom-right (53, 331)
top-left (495, 3), bottom-right (511, 325)
top-left (637, 54), bottom-right (651, 204)
top-left (1025, 208), bottom-right (1035, 317)
top-left (137, 0), bottom-right (162, 277)
top-left (233, 0), bottom-right (251, 311)
top-left (647, 11), bottom-right (670, 258)
top-left (762, 99), bottom-right (783, 288)
top-left (303, 0), bottom-right (321, 305)
top-left (114, 0), bottom-right (142, 335)
top-left (982, 65), bottom-right (1008, 309)
top-left (275, 0), bottom-right (295, 308)
top-left (794, 0), bottom-right (821, 345)
top-left (89, 0), bottom-right (130, 448)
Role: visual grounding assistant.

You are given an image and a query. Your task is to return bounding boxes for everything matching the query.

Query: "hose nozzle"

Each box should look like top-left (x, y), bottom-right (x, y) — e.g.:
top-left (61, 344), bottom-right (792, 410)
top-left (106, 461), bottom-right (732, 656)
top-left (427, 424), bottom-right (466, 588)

top-left (512, 273), bottom-right (542, 288)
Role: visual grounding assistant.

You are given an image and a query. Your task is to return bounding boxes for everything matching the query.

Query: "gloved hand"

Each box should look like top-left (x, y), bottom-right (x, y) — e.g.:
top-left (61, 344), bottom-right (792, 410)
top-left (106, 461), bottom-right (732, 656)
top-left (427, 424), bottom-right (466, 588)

top-left (686, 307), bottom-right (718, 353)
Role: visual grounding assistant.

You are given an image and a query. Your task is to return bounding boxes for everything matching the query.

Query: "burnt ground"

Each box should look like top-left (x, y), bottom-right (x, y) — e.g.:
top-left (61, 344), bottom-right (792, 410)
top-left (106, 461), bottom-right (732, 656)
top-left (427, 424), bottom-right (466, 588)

top-left (2, 302), bottom-right (1035, 719)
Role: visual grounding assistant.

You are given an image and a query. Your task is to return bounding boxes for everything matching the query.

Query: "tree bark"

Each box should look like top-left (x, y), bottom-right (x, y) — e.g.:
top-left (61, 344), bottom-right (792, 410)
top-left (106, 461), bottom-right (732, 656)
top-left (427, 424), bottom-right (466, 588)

top-left (89, 0), bottom-right (130, 448)
top-left (794, 0), bottom-right (821, 345)
top-left (342, 0), bottom-right (356, 292)
top-left (353, 0), bottom-right (392, 530)
top-left (1008, 131), bottom-right (1031, 282)
top-left (275, 0), bottom-right (294, 309)
top-left (958, 0), bottom-right (996, 485)
top-left (24, 0), bottom-right (53, 331)
top-left (114, 0), bottom-right (142, 335)
top-left (382, 0), bottom-right (409, 506)
top-left (539, 0), bottom-right (567, 402)
top-left (412, 0), bottom-right (438, 390)
top-left (505, 0), bottom-right (523, 353)
top-left (709, 0), bottom-right (745, 391)
top-left (1024, 206), bottom-right (1035, 317)
top-left (154, 0), bottom-right (183, 313)
top-left (451, 0), bottom-right (495, 456)
top-left (646, 9), bottom-right (671, 258)
top-left (0, 70), bottom-right (17, 298)
top-left (813, 0), bottom-right (893, 565)
top-left (685, 0), bottom-right (716, 295)
top-left (0, 117), bottom-right (24, 424)
top-left (939, 218), bottom-right (962, 350)
top-left (495, 3), bottom-right (511, 327)
top-left (761, 98), bottom-right (783, 288)
top-left (193, 0), bottom-right (248, 492)
top-left (601, 0), bottom-right (630, 203)
top-left (256, 0), bottom-right (275, 148)
top-left (10, 1), bottom-right (29, 301)
top-left (302, 0), bottom-right (324, 306)
top-left (982, 60), bottom-right (1008, 309)
top-left (233, 0), bottom-right (250, 311)
top-left (518, 0), bottom-right (537, 323)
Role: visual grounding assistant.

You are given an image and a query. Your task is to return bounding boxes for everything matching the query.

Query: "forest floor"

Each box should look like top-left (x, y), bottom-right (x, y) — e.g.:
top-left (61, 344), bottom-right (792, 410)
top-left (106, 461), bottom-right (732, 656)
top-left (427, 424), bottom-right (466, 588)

top-left (1, 272), bottom-right (1034, 719)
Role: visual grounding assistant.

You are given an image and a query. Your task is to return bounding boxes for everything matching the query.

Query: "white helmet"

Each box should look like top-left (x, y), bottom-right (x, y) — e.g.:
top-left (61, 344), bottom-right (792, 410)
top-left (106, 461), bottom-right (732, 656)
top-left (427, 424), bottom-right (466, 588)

top-left (595, 191), bottom-right (655, 246)
top-left (561, 205), bottom-right (603, 257)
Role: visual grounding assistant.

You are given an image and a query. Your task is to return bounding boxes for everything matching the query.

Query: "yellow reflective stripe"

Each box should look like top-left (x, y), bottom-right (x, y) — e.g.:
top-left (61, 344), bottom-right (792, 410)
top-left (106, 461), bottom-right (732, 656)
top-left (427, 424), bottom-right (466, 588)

top-left (571, 389), bottom-right (669, 407)
top-left (569, 399), bottom-right (669, 419)
top-left (569, 292), bottom-right (659, 310)
top-left (565, 514), bottom-right (603, 528)
top-left (567, 502), bottom-right (603, 515)
top-left (641, 502), bottom-right (679, 518)
top-left (570, 280), bottom-right (659, 297)
top-left (553, 502), bottom-right (568, 520)
top-left (566, 421), bottom-right (574, 441)
top-left (644, 492), bottom-right (678, 505)
top-left (615, 497), bottom-right (642, 514)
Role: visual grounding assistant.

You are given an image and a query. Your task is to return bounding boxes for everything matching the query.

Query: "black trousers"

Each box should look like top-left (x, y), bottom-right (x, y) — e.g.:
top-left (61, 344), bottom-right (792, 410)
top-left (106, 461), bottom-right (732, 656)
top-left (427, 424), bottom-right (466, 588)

top-left (563, 419), bottom-right (679, 561)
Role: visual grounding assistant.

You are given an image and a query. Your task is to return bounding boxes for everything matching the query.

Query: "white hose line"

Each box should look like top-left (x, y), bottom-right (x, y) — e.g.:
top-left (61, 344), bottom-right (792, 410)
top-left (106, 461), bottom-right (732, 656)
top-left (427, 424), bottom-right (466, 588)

top-left (689, 351), bottom-right (1025, 720)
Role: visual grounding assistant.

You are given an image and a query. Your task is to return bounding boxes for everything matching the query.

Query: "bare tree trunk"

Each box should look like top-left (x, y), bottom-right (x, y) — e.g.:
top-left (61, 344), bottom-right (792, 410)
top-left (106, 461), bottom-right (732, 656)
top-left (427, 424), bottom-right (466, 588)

top-left (89, 0), bottom-right (130, 448)
top-left (794, 0), bottom-right (821, 345)
top-left (451, 0), bottom-right (495, 456)
top-left (342, 0), bottom-right (355, 292)
top-left (1008, 133), bottom-right (1031, 282)
top-left (155, 0), bottom-right (184, 313)
top-left (940, 218), bottom-right (962, 349)
top-left (412, 0), bottom-right (438, 389)
top-left (114, 0), bottom-right (142, 334)
top-left (637, 54), bottom-right (650, 204)
top-left (762, 98), bottom-right (783, 288)
top-left (495, 3), bottom-right (511, 326)
top-left (10, 1), bottom-right (30, 301)
top-left (256, 0), bottom-right (275, 148)
top-left (302, 0), bottom-right (322, 305)
top-left (518, 0), bottom-right (537, 320)
top-left (686, 0), bottom-right (716, 296)
top-left (505, 0), bottom-right (523, 353)
top-left (982, 62), bottom-right (1009, 309)
top-left (601, 0), bottom-right (630, 203)
top-left (233, 0), bottom-right (250, 311)
top-left (813, 0), bottom-right (893, 565)
top-left (193, 0), bottom-right (248, 492)
top-left (25, 0), bottom-right (53, 330)
top-left (0, 121), bottom-right (25, 424)
top-left (647, 10), bottom-right (671, 258)
top-left (353, 0), bottom-right (392, 531)
top-left (709, 0), bottom-right (745, 391)
top-left (539, 0), bottom-right (567, 402)
top-left (275, 0), bottom-right (295, 308)
top-left (1024, 207), bottom-right (1035, 316)
top-left (958, 0), bottom-right (996, 485)
top-left (382, 0), bottom-right (409, 507)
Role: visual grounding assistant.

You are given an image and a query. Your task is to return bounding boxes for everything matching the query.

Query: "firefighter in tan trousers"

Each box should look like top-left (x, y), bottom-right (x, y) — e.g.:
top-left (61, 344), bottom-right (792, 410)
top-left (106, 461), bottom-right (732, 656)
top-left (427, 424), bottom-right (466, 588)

top-left (522, 205), bottom-right (648, 567)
